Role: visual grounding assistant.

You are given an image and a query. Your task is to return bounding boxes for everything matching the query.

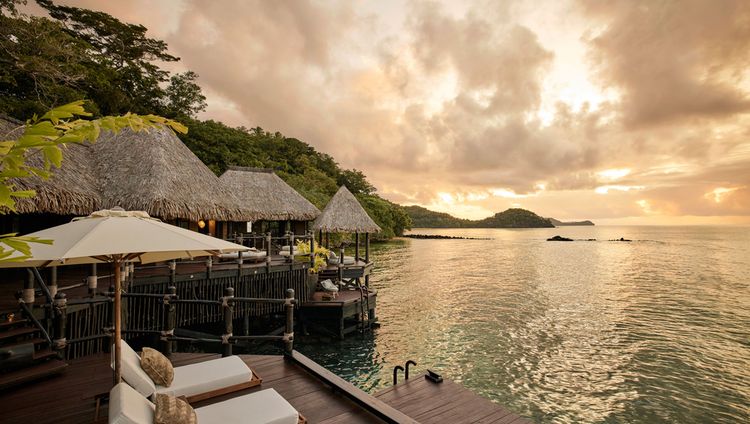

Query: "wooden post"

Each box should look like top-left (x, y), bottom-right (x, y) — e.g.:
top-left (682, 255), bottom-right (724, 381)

top-left (113, 259), bottom-right (123, 382)
top-left (242, 313), bottom-right (250, 337)
top-left (318, 230), bottom-right (323, 247)
top-left (222, 287), bottom-right (234, 357)
top-left (87, 264), bottom-right (98, 296)
top-left (309, 231), bottom-right (315, 269)
top-left (169, 260), bottom-right (176, 285)
top-left (338, 246), bottom-right (345, 283)
top-left (237, 250), bottom-right (243, 279)
top-left (288, 231), bottom-right (295, 265)
top-left (355, 232), bottom-right (360, 262)
top-left (49, 266), bottom-right (58, 298)
top-left (284, 288), bottom-right (294, 355)
top-left (52, 293), bottom-right (67, 359)
top-left (365, 233), bottom-right (370, 288)
top-left (206, 256), bottom-right (213, 279)
top-left (23, 269), bottom-right (34, 304)
top-left (266, 232), bottom-right (272, 271)
top-left (162, 286), bottom-right (176, 356)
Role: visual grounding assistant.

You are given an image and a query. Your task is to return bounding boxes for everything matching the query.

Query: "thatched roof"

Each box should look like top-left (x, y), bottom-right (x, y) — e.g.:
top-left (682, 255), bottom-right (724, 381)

top-left (1, 116), bottom-right (102, 215)
top-left (219, 166), bottom-right (320, 221)
top-left (312, 186), bottom-right (381, 233)
top-left (1, 117), bottom-right (251, 221)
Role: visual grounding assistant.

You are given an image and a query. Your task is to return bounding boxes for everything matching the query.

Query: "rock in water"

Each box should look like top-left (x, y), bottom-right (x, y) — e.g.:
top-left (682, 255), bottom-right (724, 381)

top-left (547, 235), bottom-right (573, 241)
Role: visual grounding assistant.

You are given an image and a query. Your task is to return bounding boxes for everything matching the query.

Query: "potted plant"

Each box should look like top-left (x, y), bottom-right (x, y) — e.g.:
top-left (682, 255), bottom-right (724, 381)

top-left (295, 240), bottom-right (330, 294)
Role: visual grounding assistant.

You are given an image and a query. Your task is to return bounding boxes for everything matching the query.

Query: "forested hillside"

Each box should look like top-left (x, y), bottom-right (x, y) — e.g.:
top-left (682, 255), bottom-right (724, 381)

top-left (405, 205), bottom-right (554, 228)
top-left (403, 205), bottom-right (471, 228)
top-left (0, 0), bottom-right (410, 238)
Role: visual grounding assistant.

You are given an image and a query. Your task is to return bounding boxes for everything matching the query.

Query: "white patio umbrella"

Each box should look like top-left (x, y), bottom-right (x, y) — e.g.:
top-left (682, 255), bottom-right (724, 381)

top-left (0, 208), bottom-right (249, 382)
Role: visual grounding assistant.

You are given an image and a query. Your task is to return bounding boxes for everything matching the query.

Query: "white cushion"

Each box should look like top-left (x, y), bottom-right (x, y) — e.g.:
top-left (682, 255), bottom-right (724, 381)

top-left (109, 382), bottom-right (155, 424)
top-left (153, 355), bottom-right (252, 398)
top-left (328, 256), bottom-right (355, 265)
top-left (114, 341), bottom-right (156, 397)
top-left (320, 279), bottom-right (339, 293)
top-left (195, 389), bottom-right (298, 424)
top-left (220, 250), bottom-right (265, 260)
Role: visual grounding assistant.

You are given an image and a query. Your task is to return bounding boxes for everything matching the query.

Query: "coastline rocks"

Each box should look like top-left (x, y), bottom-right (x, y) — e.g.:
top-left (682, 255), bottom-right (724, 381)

top-left (547, 235), bottom-right (573, 241)
top-left (611, 237), bottom-right (632, 242)
top-left (404, 234), bottom-right (490, 240)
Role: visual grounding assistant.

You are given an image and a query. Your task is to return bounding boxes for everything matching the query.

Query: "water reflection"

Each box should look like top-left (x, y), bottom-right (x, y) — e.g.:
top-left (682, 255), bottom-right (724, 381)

top-left (296, 226), bottom-right (750, 423)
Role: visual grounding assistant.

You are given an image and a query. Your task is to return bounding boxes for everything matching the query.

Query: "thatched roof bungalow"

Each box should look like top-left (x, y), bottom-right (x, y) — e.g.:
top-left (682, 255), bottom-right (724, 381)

top-left (0, 116), bottom-right (252, 235)
top-left (219, 166), bottom-right (320, 222)
top-left (312, 186), bottom-right (381, 234)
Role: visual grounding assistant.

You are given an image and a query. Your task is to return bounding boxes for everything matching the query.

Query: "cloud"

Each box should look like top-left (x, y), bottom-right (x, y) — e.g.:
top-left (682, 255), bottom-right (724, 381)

top-left (579, 0), bottom-right (750, 127)
top-left (37, 0), bottom-right (750, 222)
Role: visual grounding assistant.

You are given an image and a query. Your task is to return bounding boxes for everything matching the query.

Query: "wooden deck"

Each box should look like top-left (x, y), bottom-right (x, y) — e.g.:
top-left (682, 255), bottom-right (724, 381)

top-left (0, 351), bottom-right (532, 424)
top-left (0, 352), bottom-right (384, 424)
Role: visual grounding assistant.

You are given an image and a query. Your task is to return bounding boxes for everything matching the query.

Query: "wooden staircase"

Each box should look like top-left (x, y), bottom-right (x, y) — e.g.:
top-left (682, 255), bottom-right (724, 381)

top-left (0, 315), bottom-right (67, 390)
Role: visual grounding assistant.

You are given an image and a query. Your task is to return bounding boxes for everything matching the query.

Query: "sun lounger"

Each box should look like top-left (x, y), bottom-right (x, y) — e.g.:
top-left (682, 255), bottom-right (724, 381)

top-left (320, 279), bottom-right (339, 294)
top-left (117, 341), bottom-right (261, 403)
top-left (279, 245), bottom-right (300, 257)
top-left (219, 250), bottom-right (267, 261)
top-left (327, 253), bottom-right (355, 265)
top-left (109, 382), bottom-right (303, 424)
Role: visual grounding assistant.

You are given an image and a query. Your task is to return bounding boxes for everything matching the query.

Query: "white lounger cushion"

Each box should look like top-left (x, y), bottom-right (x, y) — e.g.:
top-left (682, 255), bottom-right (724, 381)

top-left (110, 383), bottom-right (299, 424)
top-left (328, 256), bottom-right (355, 265)
top-left (220, 250), bottom-right (266, 259)
top-left (109, 382), bottom-right (155, 424)
top-left (118, 341), bottom-right (156, 397)
top-left (320, 279), bottom-right (339, 293)
top-left (196, 388), bottom-right (299, 424)
top-left (153, 355), bottom-right (253, 398)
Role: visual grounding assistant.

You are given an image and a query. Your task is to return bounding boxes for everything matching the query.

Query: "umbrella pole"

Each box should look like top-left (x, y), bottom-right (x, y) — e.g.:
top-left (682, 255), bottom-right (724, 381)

top-left (113, 259), bottom-right (122, 383)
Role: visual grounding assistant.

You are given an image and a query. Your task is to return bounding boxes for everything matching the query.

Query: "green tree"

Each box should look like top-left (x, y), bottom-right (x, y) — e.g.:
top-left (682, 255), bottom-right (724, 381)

top-left (337, 169), bottom-right (375, 195)
top-left (0, 9), bottom-right (92, 117)
top-left (35, 0), bottom-right (179, 115)
top-left (163, 71), bottom-right (207, 119)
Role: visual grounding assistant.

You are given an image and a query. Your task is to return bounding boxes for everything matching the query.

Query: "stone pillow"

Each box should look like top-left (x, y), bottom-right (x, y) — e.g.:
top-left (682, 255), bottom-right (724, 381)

top-left (154, 394), bottom-right (197, 424)
top-left (140, 347), bottom-right (174, 387)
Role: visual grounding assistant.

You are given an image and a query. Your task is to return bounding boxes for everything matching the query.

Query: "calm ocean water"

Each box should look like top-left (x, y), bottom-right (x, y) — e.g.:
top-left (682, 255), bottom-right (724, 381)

top-left (296, 226), bottom-right (750, 423)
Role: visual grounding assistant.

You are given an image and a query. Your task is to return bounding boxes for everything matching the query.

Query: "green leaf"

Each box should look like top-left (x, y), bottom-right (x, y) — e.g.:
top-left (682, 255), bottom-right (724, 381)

top-left (40, 100), bottom-right (91, 122)
top-left (0, 185), bottom-right (11, 205)
top-left (0, 141), bottom-right (15, 155)
top-left (2, 238), bottom-right (32, 256)
top-left (23, 121), bottom-right (59, 137)
top-left (10, 190), bottom-right (36, 198)
top-left (42, 146), bottom-right (63, 168)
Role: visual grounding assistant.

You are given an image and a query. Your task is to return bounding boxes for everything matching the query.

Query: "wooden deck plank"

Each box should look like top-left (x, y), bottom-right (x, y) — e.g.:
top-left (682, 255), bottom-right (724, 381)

top-left (375, 374), bottom-right (532, 424)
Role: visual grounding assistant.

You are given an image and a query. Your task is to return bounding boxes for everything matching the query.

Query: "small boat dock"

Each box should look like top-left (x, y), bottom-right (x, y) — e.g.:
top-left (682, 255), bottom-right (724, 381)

top-left (0, 351), bottom-right (531, 423)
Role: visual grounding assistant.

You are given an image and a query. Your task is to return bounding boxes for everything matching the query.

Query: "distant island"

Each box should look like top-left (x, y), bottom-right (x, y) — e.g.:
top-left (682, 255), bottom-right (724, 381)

top-left (403, 205), bottom-right (594, 228)
top-left (547, 218), bottom-right (595, 226)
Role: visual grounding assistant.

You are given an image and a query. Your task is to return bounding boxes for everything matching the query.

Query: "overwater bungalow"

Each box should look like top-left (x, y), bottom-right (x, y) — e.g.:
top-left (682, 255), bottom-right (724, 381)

top-left (301, 186), bottom-right (381, 338)
top-left (219, 166), bottom-right (320, 238)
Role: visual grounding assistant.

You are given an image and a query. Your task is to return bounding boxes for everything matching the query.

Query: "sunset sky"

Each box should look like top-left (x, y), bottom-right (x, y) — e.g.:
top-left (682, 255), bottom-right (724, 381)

top-left (33, 1), bottom-right (750, 224)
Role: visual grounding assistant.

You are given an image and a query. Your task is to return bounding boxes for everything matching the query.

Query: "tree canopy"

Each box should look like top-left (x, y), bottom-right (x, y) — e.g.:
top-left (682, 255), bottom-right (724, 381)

top-left (0, 1), bottom-right (411, 238)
